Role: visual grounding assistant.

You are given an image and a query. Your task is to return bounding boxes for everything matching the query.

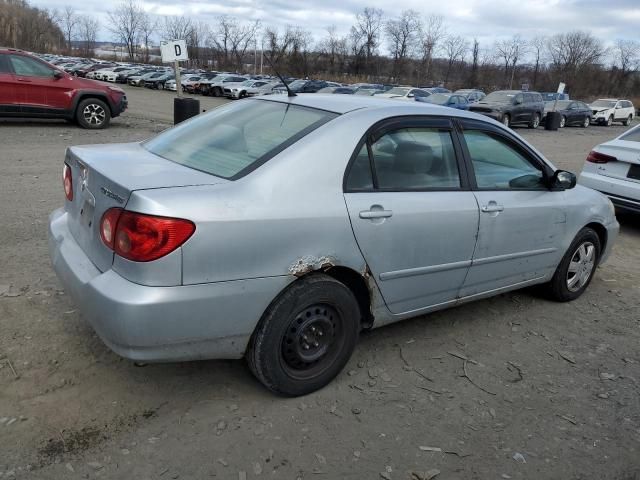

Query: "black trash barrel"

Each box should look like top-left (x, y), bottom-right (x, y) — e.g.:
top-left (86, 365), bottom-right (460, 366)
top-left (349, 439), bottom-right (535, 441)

top-left (545, 111), bottom-right (561, 131)
top-left (174, 97), bottom-right (200, 124)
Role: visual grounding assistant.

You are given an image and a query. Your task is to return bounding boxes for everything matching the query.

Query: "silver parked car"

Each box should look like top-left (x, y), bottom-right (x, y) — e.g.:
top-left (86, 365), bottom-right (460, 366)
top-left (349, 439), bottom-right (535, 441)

top-left (49, 95), bottom-right (619, 396)
top-left (579, 123), bottom-right (640, 213)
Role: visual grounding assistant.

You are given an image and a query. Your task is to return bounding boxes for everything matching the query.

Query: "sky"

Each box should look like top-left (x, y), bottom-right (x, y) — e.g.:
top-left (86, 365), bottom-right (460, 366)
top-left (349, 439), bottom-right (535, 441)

top-left (37, 0), bottom-right (640, 58)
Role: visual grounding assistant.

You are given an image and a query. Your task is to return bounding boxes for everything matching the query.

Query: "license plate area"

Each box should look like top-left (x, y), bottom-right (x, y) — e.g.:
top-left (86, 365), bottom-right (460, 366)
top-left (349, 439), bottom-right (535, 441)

top-left (627, 164), bottom-right (640, 181)
top-left (80, 201), bottom-right (95, 228)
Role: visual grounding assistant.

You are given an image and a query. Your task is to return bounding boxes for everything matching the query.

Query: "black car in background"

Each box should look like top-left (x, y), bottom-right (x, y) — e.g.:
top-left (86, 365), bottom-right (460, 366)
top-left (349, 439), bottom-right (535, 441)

top-left (468, 90), bottom-right (545, 128)
top-left (288, 79), bottom-right (330, 93)
top-left (543, 100), bottom-right (592, 128)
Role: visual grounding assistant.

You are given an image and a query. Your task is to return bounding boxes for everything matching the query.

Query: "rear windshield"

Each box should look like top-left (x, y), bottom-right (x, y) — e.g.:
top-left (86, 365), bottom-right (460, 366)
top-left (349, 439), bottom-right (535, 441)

top-left (620, 126), bottom-right (640, 142)
top-left (144, 100), bottom-right (337, 179)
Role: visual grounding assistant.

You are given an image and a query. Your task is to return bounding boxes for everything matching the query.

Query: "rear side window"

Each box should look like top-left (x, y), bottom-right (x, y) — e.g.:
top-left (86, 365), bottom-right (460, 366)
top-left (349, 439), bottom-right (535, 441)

top-left (0, 55), bottom-right (10, 73)
top-left (144, 100), bottom-right (337, 179)
top-left (346, 127), bottom-right (461, 191)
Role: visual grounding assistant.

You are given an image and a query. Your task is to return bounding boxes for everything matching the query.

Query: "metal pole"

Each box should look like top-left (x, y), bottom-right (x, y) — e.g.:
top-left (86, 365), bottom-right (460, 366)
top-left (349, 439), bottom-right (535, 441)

top-left (260, 40), bottom-right (263, 75)
top-left (254, 39), bottom-right (257, 76)
top-left (175, 59), bottom-right (181, 98)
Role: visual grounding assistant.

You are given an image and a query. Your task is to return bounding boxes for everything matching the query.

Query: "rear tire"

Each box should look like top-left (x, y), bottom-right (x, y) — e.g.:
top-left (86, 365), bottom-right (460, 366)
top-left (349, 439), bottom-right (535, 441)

top-left (213, 87), bottom-right (222, 97)
top-left (247, 274), bottom-right (360, 396)
top-left (544, 227), bottom-right (601, 302)
top-left (76, 98), bottom-right (110, 129)
top-left (529, 113), bottom-right (540, 129)
top-left (623, 115), bottom-right (632, 126)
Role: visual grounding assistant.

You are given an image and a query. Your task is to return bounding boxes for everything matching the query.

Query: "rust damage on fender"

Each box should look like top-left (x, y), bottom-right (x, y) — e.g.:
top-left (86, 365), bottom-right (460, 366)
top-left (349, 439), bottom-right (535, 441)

top-left (289, 255), bottom-right (337, 277)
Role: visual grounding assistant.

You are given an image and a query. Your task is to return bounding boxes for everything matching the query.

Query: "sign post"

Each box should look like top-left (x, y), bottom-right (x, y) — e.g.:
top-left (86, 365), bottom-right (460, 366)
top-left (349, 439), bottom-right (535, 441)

top-left (160, 40), bottom-right (199, 124)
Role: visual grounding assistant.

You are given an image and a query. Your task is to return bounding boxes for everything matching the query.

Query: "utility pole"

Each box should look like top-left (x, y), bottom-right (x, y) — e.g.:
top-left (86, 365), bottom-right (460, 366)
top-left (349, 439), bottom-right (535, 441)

top-left (260, 39), bottom-right (264, 75)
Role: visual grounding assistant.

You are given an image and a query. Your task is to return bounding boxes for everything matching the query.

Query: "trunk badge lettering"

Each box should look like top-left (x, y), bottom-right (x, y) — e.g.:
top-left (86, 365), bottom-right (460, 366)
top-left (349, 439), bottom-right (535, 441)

top-left (100, 187), bottom-right (125, 204)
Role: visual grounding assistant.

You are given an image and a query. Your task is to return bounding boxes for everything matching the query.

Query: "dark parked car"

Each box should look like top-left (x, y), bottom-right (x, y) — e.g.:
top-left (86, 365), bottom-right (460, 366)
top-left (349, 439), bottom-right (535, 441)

top-left (542, 92), bottom-right (569, 101)
top-left (543, 100), bottom-right (592, 128)
top-left (317, 87), bottom-right (355, 94)
top-left (455, 89), bottom-right (486, 103)
top-left (469, 90), bottom-right (544, 128)
top-left (416, 93), bottom-right (469, 110)
top-left (0, 48), bottom-right (127, 129)
top-left (287, 79), bottom-right (330, 93)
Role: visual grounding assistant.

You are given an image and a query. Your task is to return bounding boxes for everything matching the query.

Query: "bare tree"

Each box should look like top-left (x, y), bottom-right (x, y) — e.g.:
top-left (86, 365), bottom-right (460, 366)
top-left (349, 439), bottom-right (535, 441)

top-left (353, 7), bottom-right (383, 74)
top-left (495, 35), bottom-right (527, 88)
top-left (443, 34), bottom-right (468, 84)
top-left (138, 13), bottom-right (157, 64)
top-left (209, 16), bottom-right (259, 71)
top-left (385, 10), bottom-right (421, 81)
top-left (107, 0), bottom-right (145, 60)
top-left (530, 35), bottom-right (546, 88)
top-left (418, 14), bottom-right (445, 84)
top-left (187, 20), bottom-right (210, 67)
top-left (468, 38), bottom-right (479, 86)
top-left (59, 6), bottom-right (77, 53)
top-left (161, 15), bottom-right (192, 41)
top-left (77, 15), bottom-right (98, 57)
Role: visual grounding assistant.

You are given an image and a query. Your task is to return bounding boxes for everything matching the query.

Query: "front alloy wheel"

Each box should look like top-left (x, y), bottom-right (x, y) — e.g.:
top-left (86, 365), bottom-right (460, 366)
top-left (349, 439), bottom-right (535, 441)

top-left (545, 227), bottom-right (601, 302)
top-left (583, 116), bottom-right (590, 128)
top-left (607, 115), bottom-right (613, 126)
top-left (566, 242), bottom-right (596, 292)
top-left (560, 116), bottom-right (566, 128)
top-left (502, 114), bottom-right (510, 128)
top-left (76, 98), bottom-right (111, 129)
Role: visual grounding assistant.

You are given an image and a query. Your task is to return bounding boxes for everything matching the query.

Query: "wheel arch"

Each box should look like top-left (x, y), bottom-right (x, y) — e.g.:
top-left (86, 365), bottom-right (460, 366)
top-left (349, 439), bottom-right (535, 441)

top-left (71, 91), bottom-right (115, 117)
top-left (584, 221), bottom-right (608, 255)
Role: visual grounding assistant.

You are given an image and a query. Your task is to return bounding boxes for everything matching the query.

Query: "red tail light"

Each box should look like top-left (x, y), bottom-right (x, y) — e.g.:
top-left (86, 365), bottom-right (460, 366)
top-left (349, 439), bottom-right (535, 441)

top-left (586, 150), bottom-right (617, 164)
top-left (100, 208), bottom-right (195, 262)
top-left (63, 163), bottom-right (73, 201)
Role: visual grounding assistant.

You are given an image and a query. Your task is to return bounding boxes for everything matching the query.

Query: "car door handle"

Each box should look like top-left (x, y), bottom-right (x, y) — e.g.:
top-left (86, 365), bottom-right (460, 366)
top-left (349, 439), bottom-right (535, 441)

top-left (17, 77), bottom-right (32, 82)
top-left (481, 203), bottom-right (504, 213)
top-left (359, 209), bottom-right (393, 219)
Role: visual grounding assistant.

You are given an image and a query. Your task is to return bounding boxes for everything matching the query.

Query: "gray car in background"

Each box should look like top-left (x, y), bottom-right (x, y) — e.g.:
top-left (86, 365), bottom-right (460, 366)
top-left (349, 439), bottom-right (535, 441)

top-left (48, 95), bottom-right (619, 396)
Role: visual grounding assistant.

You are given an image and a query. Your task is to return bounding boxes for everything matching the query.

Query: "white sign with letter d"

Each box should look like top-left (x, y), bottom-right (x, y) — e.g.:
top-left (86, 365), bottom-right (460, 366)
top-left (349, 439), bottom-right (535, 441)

top-left (160, 40), bottom-right (188, 62)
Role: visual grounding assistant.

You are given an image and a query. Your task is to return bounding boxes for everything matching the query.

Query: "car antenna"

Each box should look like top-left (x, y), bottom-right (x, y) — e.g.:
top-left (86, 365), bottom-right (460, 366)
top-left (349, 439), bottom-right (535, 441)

top-left (263, 52), bottom-right (296, 97)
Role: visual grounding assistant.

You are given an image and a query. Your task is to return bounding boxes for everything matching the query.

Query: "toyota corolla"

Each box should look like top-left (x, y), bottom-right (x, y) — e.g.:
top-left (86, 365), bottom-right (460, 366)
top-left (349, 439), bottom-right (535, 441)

top-left (49, 95), bottom-right (619, 396)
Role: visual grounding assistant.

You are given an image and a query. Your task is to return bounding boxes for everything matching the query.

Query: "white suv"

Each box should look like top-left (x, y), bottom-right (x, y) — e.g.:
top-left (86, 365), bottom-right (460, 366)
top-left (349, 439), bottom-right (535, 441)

top-left (590, 99), bottom-right (635, 127)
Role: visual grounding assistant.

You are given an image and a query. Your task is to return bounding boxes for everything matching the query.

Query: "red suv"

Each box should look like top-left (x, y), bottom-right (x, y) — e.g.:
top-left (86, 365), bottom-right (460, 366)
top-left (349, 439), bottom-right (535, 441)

top-left (0, 49), bottom-right (127, 129)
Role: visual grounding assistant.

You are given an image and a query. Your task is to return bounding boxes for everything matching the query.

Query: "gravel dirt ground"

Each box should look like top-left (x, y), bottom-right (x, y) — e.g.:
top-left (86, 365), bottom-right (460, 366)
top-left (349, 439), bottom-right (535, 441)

top-left (1, 86), bottom-right (639, 480)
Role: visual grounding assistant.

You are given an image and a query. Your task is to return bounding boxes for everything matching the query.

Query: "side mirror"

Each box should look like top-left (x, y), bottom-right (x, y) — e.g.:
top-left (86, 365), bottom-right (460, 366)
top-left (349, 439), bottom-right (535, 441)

top-left (53, 70), bottom-right (64, 80)
top-left (407, 93), bottom-right (415, 98)
top-left (553, 170), bottom-right (576, 190)
top-left (514, 98), bottom-right (523, 105)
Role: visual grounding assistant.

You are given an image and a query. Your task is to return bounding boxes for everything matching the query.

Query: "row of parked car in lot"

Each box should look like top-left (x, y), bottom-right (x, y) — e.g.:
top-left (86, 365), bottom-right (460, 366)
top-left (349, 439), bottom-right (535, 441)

top-left (72, 58), bottom-right (634, 131)
top-left (1, 51), bottom-right (636, 132)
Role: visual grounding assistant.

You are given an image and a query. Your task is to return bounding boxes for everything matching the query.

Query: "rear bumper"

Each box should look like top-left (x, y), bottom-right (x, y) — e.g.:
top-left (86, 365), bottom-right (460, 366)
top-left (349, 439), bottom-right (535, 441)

top-left (48, 208), bottom-right (291, 362)
top-left (579, 171), bottom-right (640, 213)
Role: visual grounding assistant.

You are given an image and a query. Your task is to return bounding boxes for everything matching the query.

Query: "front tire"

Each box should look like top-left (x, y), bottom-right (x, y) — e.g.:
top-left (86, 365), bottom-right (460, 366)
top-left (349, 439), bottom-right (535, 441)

top-left (623, 115), bottom-right (632, 126)
top-left (247, 274), bottom-right (360, 396)
top-left (502, 114), bottom-right (510, 128)
top-left (607, 115), bottom-right (613, 127)
top-left (559, 115), bottom-right (566, 128)
top-left (582, 116), bottom-right (590, 128)
top-left (545, 227), bottom-right (601, 302)
top-left (76, 98), bottom-right (111, 129)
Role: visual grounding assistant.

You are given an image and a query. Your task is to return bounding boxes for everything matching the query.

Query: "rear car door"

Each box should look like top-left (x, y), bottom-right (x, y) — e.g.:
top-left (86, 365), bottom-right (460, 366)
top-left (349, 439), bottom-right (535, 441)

top-left (512, 93), bottom-right (526, 122)
top-left (458, 119), bottom-right (566, 296)
top-left (343, 117), bottom-right (479, 314)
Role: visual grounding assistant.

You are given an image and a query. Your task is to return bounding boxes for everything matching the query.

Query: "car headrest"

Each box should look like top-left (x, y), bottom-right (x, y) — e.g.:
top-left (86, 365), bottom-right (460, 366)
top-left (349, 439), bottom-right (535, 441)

top-left (393, 142), bottom-right (433, 174)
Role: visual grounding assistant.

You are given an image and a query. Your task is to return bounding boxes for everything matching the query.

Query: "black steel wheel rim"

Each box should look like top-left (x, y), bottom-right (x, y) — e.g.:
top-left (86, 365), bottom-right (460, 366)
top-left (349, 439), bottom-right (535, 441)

top-left (281, 303), bottom-right (342, 379)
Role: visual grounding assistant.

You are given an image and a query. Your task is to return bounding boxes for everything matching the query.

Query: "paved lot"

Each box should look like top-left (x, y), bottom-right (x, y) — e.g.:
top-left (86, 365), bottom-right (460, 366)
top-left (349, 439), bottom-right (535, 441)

top-left (1, 86), bottom-right (639, 479)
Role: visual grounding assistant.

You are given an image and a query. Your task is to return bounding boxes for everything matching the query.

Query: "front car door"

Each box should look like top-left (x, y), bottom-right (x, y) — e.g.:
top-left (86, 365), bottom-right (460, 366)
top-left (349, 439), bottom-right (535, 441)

top-left (512, 93), bottom-right (525, 122)
top-left (343, 117), bottom-right (479, 314)
top-left (0, 55), bottom-right (17, 114)
top-left (7, 54), bottom-right (70, 114)
top-left (458, 119), bottom-right (567, 297)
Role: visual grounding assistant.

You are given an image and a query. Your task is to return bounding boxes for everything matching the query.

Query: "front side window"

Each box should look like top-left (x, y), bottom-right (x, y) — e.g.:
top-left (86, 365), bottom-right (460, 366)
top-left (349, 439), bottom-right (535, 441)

top-left (145, 100), bottom-right (337, 179)
top-left (463, 130), bottom-right (545, 190)
top-left (370, 128), bottom-right (461, 190)
top-left (9, 55), bottom-right (54, 77)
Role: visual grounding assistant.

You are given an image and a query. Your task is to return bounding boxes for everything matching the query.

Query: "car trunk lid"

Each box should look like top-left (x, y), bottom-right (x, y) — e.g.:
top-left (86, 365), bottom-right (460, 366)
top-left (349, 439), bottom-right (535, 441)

top-left (594, 140), bottom-right (640, 183)
top-left (64, 142), bottom-right (226, 272)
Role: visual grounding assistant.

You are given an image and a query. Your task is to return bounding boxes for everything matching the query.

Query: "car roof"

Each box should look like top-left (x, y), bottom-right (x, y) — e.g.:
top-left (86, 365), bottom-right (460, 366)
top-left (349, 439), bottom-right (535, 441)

top-left (252, 93), bottom-right (482, 118)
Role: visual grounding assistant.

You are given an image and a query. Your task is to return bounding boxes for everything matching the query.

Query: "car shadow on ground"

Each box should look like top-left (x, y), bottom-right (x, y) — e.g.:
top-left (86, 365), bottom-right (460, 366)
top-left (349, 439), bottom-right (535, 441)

top-left (0, 118), bottom-right (130, 129)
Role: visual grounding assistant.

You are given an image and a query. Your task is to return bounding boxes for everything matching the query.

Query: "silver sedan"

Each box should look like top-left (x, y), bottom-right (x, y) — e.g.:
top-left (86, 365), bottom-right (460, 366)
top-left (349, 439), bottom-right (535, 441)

top-left (48, 95), bottom-right (619, 396)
